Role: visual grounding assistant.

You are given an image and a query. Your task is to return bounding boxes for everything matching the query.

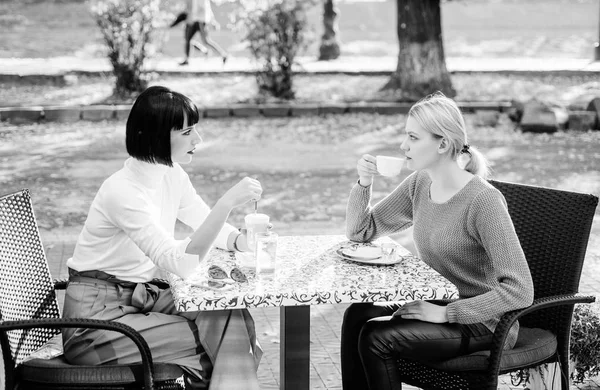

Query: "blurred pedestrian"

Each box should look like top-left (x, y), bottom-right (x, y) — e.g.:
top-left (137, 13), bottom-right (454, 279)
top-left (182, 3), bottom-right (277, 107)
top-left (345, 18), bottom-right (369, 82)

top-left (179, 0), bottom-right (228, 66)
top-left (169, 10), bottom-right (210, 56)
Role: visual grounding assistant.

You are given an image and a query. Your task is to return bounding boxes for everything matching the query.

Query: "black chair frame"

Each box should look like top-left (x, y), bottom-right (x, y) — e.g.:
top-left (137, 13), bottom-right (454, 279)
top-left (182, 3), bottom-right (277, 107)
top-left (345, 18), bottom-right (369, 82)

top-left (0, 189), bottom-right (185, 390)
top-left (395, 180), bottom-right (599, 390)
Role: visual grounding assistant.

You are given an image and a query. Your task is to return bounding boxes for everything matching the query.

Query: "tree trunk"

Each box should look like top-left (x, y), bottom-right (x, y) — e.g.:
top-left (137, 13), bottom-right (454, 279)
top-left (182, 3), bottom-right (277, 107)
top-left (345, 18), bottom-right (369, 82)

top-left (381, 0), bottom-right (455, 101)
top-left (318, 0), bottom-right (341, 61)
top-left (112, 63), bottom-right (147, 99)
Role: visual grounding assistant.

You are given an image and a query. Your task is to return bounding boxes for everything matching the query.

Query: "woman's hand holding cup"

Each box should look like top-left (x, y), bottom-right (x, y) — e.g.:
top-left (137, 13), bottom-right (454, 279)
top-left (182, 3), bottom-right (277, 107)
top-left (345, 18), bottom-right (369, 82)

top-left (357, 154), bottom-right (378, 186)
top-left (220, 177), bottom-right (262, 209)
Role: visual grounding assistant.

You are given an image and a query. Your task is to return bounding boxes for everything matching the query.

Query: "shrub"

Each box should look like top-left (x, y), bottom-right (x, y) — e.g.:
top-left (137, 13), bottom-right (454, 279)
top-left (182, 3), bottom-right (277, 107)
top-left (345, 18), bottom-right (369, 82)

top-left (90, 0), bottom-right (164, 98)
top-left (233, 0), bottom-right (316, 100)
top-left (511, 301), bottom-right (600, 389)
top-left (570, 301), bottom-right (600, 382)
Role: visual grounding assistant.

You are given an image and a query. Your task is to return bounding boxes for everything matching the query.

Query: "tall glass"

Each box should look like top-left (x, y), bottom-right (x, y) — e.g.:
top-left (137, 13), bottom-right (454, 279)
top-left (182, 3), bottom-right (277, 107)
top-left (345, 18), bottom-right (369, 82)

top-left (255, 231), bottom-right (278, 280)
top-left (244, 213), bottom-right (270, 252)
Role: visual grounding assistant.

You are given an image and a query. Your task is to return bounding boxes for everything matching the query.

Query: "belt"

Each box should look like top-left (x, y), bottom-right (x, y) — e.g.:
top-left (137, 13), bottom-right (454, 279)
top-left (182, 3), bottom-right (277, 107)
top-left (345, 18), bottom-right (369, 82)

top-left (68, 268), bottom-right (160, 313)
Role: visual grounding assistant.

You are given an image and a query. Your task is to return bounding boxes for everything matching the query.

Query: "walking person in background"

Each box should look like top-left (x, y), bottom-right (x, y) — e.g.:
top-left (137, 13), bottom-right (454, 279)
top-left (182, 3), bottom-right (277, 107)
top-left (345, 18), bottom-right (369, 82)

top-left (62, 86), bottom-right (262, 390)
top-left (169, 9), bottom-right (209, 57)
top-left (341, 92), bottom-right (534, 390)
top-left (179, 0), bottom-right (228, 66)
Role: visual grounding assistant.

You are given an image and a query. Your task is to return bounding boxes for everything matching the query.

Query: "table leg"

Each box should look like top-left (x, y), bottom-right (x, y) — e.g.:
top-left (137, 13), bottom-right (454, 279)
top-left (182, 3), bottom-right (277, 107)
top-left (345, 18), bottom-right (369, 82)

top-left (280, 305), bottom-right (310, 390)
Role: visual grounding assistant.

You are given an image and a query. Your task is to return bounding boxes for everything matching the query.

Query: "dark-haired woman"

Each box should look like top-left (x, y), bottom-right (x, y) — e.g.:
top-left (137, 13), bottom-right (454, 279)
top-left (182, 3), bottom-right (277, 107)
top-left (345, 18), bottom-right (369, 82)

top-left (62, 86), bottom-right (262, 389)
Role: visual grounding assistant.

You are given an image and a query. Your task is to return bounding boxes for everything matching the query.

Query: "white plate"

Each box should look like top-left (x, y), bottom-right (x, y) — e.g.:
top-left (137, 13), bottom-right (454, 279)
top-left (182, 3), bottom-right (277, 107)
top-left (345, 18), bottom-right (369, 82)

top-left (335, 247), bottom-right (403, 265)
top-left (339, 245), bottom-right (383, 260)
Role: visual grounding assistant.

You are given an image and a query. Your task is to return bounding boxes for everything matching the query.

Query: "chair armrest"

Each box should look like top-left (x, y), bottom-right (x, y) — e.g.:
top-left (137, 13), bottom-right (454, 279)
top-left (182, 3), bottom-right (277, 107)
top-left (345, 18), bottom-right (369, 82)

top-left (0, 317), bottom-right (156, 390)
top-left (486, 294), bottom-right (596, 371)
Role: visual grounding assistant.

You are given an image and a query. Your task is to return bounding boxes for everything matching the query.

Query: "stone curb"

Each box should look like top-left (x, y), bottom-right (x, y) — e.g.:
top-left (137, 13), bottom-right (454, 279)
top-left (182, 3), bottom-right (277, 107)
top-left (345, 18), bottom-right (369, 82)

top-left (3, 68), bottom-right (600, 85)
top-left (0, 102), bottom-right (513, 124)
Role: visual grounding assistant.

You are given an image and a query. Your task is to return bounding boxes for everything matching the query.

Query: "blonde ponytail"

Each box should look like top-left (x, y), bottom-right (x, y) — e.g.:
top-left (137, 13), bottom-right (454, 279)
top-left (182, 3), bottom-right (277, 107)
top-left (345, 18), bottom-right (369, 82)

top-left (463, 145), bottom-right (490, 179)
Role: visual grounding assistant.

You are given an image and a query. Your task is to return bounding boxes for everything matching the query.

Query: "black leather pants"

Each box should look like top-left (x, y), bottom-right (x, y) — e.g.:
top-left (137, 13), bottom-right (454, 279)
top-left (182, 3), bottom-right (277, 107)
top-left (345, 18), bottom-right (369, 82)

top-left (341, 302), bottom-right (494, 390)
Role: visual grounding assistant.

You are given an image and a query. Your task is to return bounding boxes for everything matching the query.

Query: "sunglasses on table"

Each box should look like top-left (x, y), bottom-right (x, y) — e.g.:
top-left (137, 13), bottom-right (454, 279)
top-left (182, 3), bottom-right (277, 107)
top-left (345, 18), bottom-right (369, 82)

top-left (207, 265), bottom-right (248, 286)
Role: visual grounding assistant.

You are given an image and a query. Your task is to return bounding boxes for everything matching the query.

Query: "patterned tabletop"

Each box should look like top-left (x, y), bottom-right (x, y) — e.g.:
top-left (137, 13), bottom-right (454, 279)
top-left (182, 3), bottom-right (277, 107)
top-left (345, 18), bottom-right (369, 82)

top-left (168, 235), bottom-right (458, 312)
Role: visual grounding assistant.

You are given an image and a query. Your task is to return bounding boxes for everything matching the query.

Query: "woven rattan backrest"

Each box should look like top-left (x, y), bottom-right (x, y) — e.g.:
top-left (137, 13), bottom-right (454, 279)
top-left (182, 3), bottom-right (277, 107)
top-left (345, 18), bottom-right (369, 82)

top-left (489, 181), bottom-right (598, 330)
top-left (0, 189), bottom-right (61, 364)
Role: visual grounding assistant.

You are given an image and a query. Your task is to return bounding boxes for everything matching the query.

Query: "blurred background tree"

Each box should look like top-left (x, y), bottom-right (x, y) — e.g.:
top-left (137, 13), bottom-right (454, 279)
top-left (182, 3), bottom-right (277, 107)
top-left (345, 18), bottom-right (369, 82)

top-left (90, 0), bottom-right (168, 98)
top-left (382, 0), bottom-right (455, 101)
top-left (318, 0), bottom-right (341, 61)
top-left (231, 0), bottom-right (318, 100)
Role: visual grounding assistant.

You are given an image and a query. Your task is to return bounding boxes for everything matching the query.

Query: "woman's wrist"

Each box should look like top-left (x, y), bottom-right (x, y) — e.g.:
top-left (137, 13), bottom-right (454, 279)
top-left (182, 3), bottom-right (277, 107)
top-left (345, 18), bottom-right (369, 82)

top-left (215, 196), bottom-right (234, 211)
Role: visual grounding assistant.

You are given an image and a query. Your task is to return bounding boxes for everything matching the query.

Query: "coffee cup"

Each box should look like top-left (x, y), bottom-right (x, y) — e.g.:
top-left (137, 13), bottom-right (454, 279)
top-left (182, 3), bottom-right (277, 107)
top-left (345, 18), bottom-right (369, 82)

top-left (376, 155), bottom-right (405, 177)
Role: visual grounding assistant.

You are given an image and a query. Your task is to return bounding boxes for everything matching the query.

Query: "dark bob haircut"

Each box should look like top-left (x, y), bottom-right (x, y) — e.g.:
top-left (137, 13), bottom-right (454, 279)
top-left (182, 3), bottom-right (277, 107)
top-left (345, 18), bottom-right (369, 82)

top-left (126, 85), bottom-right (200, 167)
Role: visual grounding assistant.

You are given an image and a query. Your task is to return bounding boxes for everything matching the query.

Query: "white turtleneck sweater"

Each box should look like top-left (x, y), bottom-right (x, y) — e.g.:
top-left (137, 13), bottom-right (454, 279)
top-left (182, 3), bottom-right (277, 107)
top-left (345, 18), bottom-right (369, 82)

top-left (67, 158), bottom-right (238, 282)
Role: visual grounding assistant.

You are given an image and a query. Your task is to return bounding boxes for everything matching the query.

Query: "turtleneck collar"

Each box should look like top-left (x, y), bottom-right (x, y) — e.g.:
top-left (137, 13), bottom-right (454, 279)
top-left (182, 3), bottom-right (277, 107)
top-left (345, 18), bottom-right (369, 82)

top-left (124, 157), bottom-right (171, 189)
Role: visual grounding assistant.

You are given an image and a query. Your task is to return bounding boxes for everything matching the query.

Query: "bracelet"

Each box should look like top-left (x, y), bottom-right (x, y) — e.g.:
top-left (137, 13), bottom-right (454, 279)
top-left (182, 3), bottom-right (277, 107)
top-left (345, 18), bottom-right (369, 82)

top-left (233, 233), bottom-right (242, 252)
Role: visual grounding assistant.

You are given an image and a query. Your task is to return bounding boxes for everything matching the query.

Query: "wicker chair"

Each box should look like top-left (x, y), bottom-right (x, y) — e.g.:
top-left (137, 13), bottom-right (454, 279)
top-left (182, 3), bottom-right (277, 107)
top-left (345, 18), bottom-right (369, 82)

top-left (394, 180), bottom-right (599, 390)
top-left (0, 189), bottom-right (187, 390)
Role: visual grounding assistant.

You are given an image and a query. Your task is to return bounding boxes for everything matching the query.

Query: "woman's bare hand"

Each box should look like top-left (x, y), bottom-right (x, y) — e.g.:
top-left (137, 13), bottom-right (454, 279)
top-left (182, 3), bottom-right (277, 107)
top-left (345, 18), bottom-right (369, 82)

top-left (357, 154), bottom-right (378, 186)
top-left (392, 301), bottom-right (449, 323)
top-left (219, 177), bottom-right (262, 209)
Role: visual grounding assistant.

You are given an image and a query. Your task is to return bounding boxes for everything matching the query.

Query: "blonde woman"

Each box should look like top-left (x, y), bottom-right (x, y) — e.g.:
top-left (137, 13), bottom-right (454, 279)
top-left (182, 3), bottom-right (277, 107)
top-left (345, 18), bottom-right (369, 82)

top-left (341, 92), bottom-right (534, 390)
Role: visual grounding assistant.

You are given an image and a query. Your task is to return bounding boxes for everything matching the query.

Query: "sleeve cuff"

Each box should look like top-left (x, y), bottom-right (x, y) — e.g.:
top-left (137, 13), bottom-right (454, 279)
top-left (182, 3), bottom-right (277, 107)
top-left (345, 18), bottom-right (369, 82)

top-left (226, 230), bottom-right (242, 252)
top-left (446, 303), bottom-right (458, 323)
top-left (356, 178), bottom-right (372, 188)
top-left (215, 223), bottom-right (239, 250)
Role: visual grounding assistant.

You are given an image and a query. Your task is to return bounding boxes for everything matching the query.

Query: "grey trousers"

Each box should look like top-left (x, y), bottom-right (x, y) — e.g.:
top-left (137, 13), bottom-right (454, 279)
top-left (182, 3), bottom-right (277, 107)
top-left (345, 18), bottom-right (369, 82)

top-left (62, 274), bottom-right (262, 388)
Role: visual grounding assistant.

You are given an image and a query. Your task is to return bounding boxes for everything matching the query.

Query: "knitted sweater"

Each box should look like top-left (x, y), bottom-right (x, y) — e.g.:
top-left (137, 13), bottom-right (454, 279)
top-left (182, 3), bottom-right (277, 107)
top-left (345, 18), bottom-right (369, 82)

top-left (346, 171), bottom-right (534, 349)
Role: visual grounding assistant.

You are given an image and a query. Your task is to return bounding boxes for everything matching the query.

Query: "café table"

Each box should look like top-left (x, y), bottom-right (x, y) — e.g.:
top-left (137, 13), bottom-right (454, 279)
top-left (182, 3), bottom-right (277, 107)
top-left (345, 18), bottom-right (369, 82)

top-left (167, 235), bottom-right (458, 390)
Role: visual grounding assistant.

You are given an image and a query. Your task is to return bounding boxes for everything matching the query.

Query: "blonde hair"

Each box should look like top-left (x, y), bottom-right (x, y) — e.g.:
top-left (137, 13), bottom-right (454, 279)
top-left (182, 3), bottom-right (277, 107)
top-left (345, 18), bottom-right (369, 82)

top-left (408, 92), bottom-right (490, 179)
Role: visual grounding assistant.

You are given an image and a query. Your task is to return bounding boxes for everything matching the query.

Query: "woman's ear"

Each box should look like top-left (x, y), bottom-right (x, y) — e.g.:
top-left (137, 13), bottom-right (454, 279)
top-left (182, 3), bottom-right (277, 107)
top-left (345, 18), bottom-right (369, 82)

top-left (438, 138), bottom-right (450, 154)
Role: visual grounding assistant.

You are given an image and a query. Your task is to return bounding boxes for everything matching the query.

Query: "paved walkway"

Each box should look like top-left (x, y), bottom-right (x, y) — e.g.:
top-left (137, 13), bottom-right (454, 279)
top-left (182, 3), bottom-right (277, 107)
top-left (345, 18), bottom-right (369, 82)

top-left (2, 55), bottom-right (600, 78)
